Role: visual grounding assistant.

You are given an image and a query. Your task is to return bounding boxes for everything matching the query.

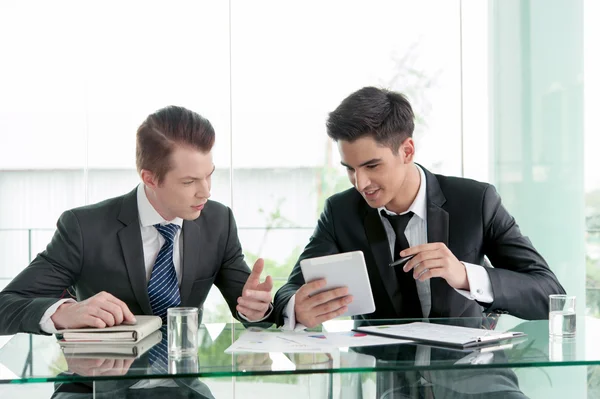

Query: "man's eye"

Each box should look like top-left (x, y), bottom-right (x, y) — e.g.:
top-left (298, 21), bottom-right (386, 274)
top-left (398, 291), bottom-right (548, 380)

top-left (367, 164), bottom-right (378, 169)
top-left (183, 181), bottom-right (194, 185)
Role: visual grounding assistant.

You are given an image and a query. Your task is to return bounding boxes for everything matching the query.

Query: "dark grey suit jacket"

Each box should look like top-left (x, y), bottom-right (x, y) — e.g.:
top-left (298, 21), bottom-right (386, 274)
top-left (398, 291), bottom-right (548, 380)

top-left (274, 165), bottom-right (565, 325)
top-left (0, 187), bottom-right (256, 335)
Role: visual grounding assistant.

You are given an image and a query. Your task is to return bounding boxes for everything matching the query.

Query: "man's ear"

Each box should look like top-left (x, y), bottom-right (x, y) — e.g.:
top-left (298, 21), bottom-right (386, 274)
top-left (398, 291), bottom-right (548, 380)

top-left (141, 169), bottom-right (158, 189)
top-left (401, 138), bottom-right (415, 163)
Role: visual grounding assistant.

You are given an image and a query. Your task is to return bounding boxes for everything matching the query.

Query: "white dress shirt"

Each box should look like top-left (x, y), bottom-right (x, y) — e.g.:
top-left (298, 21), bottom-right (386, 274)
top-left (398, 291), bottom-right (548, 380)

top-left (283, 165), bottom-right (494, 330)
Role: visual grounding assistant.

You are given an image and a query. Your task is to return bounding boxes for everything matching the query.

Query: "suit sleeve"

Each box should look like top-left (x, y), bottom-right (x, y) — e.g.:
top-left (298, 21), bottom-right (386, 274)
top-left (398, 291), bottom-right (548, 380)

top-left (482, 185), bottom-right (566, 319)
top-left (273, 198), bottom-right (341, 327)
top-left (0, 210), bottom-right (83, 335)
top-left (213, 207), bottom-right (254, 323)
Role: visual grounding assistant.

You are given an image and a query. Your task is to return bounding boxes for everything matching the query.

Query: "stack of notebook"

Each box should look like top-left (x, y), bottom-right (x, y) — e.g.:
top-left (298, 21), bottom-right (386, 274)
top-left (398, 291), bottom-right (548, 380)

top-left (56, 315), bottom-right (163, 358)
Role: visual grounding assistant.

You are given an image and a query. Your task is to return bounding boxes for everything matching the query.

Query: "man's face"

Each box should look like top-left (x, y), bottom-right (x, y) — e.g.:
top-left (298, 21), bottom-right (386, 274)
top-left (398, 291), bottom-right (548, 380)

top-left (142, 145), bottom-right (214, 221)
top-left (338, 136), bottom-right (413, 209)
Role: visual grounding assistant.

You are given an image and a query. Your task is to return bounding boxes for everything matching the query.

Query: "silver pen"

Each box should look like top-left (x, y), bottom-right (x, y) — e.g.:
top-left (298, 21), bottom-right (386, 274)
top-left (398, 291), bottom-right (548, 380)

top-left (388, 254), bottom-right (415, 268)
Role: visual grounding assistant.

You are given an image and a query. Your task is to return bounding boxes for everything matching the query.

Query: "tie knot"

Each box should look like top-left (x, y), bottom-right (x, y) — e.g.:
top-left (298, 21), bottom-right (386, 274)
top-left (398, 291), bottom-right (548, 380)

top-left (154, 223), bottom-right (180, 245)
top-left (381, 210), bottom-right (414, 233)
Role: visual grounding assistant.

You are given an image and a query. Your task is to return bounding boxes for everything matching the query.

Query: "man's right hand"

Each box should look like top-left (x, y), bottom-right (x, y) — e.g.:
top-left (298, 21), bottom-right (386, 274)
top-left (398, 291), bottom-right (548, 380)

top-left (294, 279), bottom-right (353, 328)
top-left (51, 291), bottom-right (136, 330)
top-left (66, 357), bottom-right (135, 377)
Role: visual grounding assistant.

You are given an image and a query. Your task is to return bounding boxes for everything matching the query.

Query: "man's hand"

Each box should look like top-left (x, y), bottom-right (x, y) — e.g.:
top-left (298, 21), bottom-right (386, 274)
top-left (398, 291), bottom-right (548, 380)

top-left (294, 279), bottom-right (352, 328)
top-left (401, 243), bottom-right (469, 290)
top-left (65, 357), bottom-right (134, 376)
top-left (51, 291), bottom-right (136, 330)
top-left (235, 352), bottom-right (273, 371)
top-left (237, 258), bottom-right (273, 321)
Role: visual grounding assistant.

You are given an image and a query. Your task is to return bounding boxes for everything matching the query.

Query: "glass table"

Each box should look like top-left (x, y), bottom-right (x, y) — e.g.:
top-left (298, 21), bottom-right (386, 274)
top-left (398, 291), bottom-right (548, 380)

top-left (0, 316), bottom-right (598, 398)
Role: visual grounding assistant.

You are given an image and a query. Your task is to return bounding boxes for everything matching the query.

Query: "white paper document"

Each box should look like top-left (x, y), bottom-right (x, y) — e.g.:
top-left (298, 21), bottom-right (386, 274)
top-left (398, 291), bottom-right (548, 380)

top-left (225, 330), bottom-right (410, 354)
top-left (354, 322), bottom-right (526, 349)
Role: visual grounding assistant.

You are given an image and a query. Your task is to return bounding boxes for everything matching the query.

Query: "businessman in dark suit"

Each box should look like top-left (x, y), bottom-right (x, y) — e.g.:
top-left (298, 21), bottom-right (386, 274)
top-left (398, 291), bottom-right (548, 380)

top-left (0, 106), bottom-right (273, 335)
top-left (274, 86), bottom-right (565, 329)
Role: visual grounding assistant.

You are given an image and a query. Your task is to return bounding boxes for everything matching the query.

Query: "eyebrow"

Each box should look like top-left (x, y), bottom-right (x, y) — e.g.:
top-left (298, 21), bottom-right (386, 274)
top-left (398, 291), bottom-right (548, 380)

top-left (340, 158), bottom-right (382, 168)
top-left (180, 165), bottom-right (216, 180)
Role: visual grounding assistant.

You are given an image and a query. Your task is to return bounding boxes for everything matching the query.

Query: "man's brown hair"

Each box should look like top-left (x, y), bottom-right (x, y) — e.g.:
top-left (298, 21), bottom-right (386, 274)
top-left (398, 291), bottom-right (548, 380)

top-left (136, 105), bottom-right (215, 183)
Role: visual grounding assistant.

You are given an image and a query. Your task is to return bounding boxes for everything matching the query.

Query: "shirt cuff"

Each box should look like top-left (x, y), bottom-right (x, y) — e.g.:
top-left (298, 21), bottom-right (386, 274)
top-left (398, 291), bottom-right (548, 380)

top-left (281, 294), bottom-right (307, 331)
top-left (39, 298), bottom-right (76, 333)
top-left (454, 262), bottom-right (494, 304)
top-left (238, 303), bottom-right (273, 322)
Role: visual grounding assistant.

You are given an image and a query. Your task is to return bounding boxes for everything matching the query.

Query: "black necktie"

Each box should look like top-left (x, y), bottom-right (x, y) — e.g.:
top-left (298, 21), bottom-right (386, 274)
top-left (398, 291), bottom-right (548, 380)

top-left (381, 210), bottom-right (423, 318)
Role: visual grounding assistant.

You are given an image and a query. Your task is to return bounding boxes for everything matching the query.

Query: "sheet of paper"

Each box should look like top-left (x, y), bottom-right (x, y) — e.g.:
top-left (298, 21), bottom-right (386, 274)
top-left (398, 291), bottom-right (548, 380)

top-left (225, 330), bottom-right (410, 354)
top-left (289, 331), bottom-right (410, 348)
top-left (357, 322), bottom-right (519, 346)
top-left (225, 331), bottom-right (330, 353)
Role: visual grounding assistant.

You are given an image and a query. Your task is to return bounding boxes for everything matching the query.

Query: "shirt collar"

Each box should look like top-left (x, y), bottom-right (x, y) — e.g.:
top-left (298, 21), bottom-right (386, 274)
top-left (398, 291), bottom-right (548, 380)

top-left (378, 164), bottom-right (427, 223)
top-left (136, 183), bottom-right (184, 228)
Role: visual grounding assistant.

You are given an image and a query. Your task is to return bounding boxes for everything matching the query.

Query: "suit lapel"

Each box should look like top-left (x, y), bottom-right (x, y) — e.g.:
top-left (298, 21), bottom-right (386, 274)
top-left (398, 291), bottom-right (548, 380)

top-left (364, 208), bottom-right (402, 315)
top-left (117, 188), bottom-right (153, 315)
top-left (421, 166), bottom-right (453, 316)
top-left (180, 219), bottom-right (201, 305)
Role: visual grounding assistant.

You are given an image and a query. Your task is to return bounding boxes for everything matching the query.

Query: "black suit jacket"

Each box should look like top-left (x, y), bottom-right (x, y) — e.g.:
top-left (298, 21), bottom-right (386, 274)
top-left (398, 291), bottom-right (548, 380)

top-left (0, 187), bottom-right (257, 335)
top-left (274, 165), bottom-right (565, 325)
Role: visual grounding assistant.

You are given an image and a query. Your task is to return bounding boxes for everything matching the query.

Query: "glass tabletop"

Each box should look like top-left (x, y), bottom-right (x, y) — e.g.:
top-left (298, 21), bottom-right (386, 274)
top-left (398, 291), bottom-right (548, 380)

top-left (0, 316), bottom-right (595, 385)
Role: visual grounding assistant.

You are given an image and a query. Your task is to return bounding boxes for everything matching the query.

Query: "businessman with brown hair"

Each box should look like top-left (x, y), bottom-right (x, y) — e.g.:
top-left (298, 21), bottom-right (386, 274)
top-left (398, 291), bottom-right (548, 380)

top-left (0, 105), bottom-right (273, 335)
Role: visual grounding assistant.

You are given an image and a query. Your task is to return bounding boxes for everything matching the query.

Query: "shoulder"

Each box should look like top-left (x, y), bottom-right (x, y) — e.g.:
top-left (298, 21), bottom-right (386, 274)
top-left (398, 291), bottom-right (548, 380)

top-left (432, 173), bottom-right (500, 210)
top-left (68, 192), bottom-right (129, 221)
top-left (434, 173), bottom-right (491, 197)
top-left (202, 199), bottom-right (230, 214)
top-left (327, 187), bottom-right (363, 208)
top-left (192, 199), bottom-right (232, 225)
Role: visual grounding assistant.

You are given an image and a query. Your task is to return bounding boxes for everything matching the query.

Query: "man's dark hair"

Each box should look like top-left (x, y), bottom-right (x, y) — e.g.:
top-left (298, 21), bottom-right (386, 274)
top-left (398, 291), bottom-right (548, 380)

top-left (136, 105), bottom-right (215, 183)
top-left (326, 86), bottom-right (415, 154)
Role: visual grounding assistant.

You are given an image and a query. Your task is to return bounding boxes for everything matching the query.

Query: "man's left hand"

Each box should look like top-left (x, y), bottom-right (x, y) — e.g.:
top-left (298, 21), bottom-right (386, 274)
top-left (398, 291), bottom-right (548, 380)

top-left (401, 243), bottom-right (469, 290)
top-left (237, 258), bottom-right (273, 321)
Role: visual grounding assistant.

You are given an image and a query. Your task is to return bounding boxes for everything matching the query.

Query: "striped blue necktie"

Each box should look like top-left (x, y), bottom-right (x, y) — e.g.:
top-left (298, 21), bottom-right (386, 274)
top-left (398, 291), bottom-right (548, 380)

top-left (148, 223), bottom-right (181, 323)
top-left (148, 326), bottom-right (169, 373)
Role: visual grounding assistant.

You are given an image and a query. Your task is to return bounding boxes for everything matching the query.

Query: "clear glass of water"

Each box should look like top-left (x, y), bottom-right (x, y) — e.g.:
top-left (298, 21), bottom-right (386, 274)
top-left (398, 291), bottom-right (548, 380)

top-left (549, 295), bottom-right (576, 337)
top-left (167, 307), bottom-right (199, 356)
top-left (169, 353), bottom-right (199, 374)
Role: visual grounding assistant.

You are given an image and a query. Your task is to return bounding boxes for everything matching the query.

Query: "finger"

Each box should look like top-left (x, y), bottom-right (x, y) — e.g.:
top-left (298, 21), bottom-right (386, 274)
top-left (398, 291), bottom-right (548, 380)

top-left (104, 294), bottom-right (136, 323)
top-left (314, 305), bottom-right (349, 325)
top-left (400, 243), bottom-right (440, 258)
top-left (256, 275), bottom-right (273, 292)
top-left (90, 307), bottom-right (116, 327)
top-left (237, 297), bottom-right (270, 312)
top-left (243, 289), bottom-right (272, 303)
top-left (313, 295), bottom-right (353, 317)
top-left (307, 286), bottom-right (349, 307)
top-left (417, 267), bottom-right (444, 282)
top-left (84, 313), bottom-right (107, 329)
top-left (123, 358), bottom-right (134, 371)
top-left (413, 260), bottom-right (443, 279)
top-left (236, 305), bottom-right (265, 321)
top-left (97, 300), bottom-right (124, 325)
top-left (403, 249), bottom-right (441, 272)
top-left (99, 358), bottom-right (116, 372)
top-left (296, 279), bottom-right (327, 301)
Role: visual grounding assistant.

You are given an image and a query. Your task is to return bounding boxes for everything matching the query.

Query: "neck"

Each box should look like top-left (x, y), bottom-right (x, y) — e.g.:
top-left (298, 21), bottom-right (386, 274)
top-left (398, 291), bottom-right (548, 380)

top-left (386, 164), bottom-right (421, 214)
top-left (144, 185), bottom-right (174, 221)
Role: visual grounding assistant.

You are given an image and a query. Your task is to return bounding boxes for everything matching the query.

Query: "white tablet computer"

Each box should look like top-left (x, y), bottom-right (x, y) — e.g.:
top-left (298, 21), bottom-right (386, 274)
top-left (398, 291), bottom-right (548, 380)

top-left (300, 251), bottom-right (376, 317)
